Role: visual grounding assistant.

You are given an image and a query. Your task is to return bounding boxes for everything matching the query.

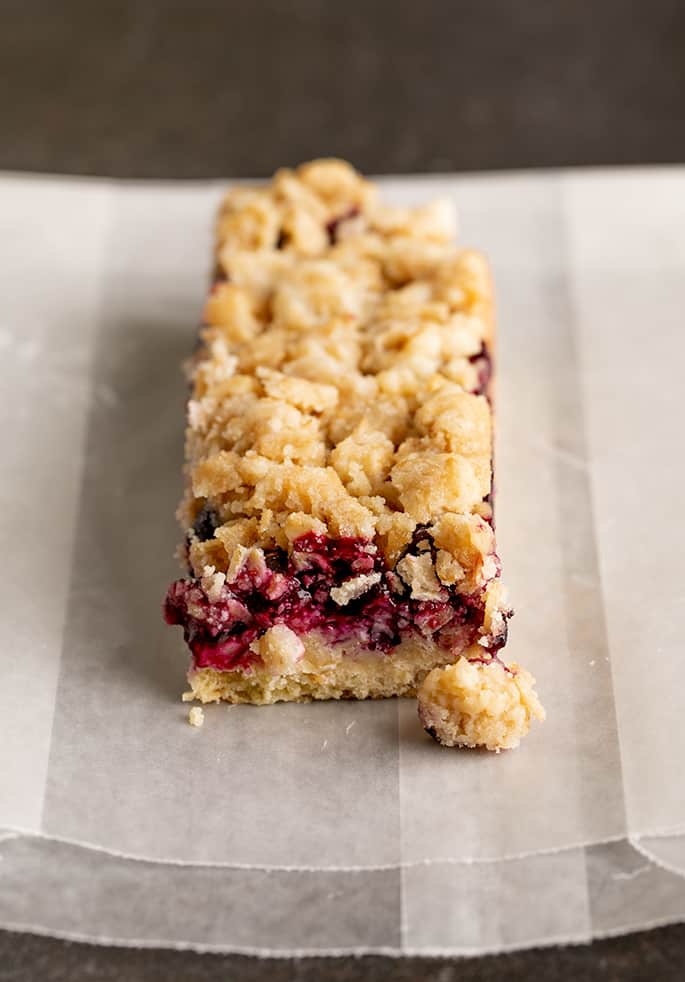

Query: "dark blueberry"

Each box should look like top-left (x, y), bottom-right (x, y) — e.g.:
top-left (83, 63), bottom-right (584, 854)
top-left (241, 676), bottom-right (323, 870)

top-left (192, 505), bottom-right (219, 542)
top-left (263, 548), bottom-right (288, 572)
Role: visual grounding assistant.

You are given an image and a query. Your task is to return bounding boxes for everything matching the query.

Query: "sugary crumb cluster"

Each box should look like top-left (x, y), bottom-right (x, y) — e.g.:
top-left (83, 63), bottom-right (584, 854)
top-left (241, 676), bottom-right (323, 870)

top-left (417, 656), bottom-right (546, 751)
top-left (182, 158), bottom-right (496, 600)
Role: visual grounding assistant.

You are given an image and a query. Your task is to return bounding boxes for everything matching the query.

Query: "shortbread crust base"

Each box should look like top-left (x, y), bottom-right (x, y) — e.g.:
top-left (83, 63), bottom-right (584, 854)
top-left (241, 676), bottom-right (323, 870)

top-left (188, 631), bottom-right (468, 704)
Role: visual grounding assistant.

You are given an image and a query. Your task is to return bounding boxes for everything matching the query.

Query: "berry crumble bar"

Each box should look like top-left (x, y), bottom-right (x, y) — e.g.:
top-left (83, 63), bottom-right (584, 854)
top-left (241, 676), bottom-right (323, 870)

top-left (164, 159), bottom-right (544, 749)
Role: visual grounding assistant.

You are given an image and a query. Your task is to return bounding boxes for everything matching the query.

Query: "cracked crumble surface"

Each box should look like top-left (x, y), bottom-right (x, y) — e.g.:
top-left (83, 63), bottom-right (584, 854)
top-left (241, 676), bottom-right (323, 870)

top-left (182, 158), bottom-right (496, 598)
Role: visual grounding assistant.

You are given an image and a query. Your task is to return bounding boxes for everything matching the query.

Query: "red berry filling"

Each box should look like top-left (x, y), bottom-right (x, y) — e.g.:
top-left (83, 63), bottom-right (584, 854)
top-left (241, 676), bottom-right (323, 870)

top-left (164, 532), bottom-right (489, 672)
top-left (469, 344), bottom-right (492, 397)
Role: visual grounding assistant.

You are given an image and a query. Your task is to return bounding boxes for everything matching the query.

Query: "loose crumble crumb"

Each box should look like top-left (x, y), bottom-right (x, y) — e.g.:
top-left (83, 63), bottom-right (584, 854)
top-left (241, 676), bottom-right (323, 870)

top-left (188, 706), bottom-right (205, 727)
top-left (417, 655), bottom-right (545, 751)
top-left (181, 691), bottom-right (195, 702)
top-left (329, 571), bottom-right (382, 606)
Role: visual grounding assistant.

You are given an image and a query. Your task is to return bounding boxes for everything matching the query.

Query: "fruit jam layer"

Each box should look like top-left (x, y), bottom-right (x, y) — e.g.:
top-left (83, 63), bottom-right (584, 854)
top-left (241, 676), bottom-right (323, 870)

top-left (164, 532), bottom-right (489, 672)
top-left (470, 344), bottom-right (492, 398)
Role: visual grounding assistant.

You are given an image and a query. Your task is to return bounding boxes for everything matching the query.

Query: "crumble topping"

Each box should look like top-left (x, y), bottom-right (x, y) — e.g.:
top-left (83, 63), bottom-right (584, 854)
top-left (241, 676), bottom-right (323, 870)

top-left (417, 656), bottom-right (545, 751)
top-left (253, 624), bottom-right (305, 676)
top-left (181, 159), bottom-right (495, 589)
top-left (330, 571), bottom-right (383, 606)
top-left (396, 553), bottom-right (444, 601)
top-left (200, 564), bottom-right (226, 603)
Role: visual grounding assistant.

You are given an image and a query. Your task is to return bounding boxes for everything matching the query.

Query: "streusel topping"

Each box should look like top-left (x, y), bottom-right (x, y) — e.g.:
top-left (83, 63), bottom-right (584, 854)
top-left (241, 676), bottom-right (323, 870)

top-left (417, 657), bottom-right (545, 751)
top-left (182, 159), bottom-right (495, 595)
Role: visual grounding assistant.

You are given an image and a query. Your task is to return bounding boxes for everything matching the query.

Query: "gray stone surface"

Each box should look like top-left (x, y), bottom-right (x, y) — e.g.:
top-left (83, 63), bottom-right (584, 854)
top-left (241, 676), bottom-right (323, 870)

top-left (1, 0), bottom-right (683, 179)
top-left (3, 925), bottom-right (685, 981)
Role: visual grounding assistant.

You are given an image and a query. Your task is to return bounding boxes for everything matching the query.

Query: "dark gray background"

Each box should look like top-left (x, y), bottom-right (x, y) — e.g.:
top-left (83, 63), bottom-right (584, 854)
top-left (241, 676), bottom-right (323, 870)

top-left (2, 0), bottom-right (684, 978)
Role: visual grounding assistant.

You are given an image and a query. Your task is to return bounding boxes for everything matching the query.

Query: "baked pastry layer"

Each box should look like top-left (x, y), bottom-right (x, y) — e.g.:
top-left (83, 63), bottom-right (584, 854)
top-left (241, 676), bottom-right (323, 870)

top-left (164, 158), bottom-right (534, 727)
top-left (188, 633), bottom-right (480, 705)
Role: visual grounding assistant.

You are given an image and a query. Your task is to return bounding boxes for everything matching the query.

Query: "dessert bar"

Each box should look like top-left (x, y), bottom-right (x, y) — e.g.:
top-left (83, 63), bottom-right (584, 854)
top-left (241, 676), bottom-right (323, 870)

top-left (164, 159), bottom-right (544, 749)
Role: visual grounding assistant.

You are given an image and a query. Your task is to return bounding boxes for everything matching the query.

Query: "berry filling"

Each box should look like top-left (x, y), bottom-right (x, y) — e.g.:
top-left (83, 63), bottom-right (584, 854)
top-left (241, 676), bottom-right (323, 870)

top-left (164, 532), bottom-right (488, 672)
top-left (469, 344), bottom-right (492, 397)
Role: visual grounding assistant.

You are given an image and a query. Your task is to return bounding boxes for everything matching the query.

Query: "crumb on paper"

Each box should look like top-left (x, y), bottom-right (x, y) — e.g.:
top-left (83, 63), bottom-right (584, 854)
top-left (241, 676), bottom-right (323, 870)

top-left (417, 656), bottom-right (545, 751)
top-left (181, 691), bottom-right (195, 702)
top-left (345, 721), bottom-right (356, 735)
top-left (188, 706), bottom-right (205, 728)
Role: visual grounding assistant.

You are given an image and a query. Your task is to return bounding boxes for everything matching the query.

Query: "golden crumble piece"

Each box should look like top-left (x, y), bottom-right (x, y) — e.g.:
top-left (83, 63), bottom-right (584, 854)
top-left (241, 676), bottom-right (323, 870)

top-left (296, 158), bottom-right (376, 211)
top-left (390, 451), bottom-right (489, 522)
top-left (396, 552), bottom-right (445, 601)
top-left (200, 564), bottom-right (227, 603)
top-left (271, 260), bottom-right (367, 332)
top-left (415, 383), bottom-right (491, 457)
top-left (213, 517), bottom-right (260, 554)
top-left (329, 422), bottom-right (395, 497)
top-left (217, 249), bottom-right (294, 300)
top-left (187, 536), bottom-right (229, 580)
top-left (204, 283), bottom-right (263, 343)
top-left (326, 390), bottom-right (410, 446)
top-left (254, 624), bottom-right (305, 676)
top-left (368, 198), bottom-right (457, 242)
top-left (193, 450), bottom-right (245, 498)
top-left (271, 168), bottom-right (329, 221)
top-left (197, 392), bottom-right (325, 465)
top-left (480, 580), bottom-right (511, 644)
top-left (417, 656), bottom-right (545, 751)
top-left (433, 249), bottom-right (494, 336)
top-left (279, 204), bottom-right (329, 256)
top-left (329, 572), bottom-right (382, 606)
top-left (375, 512), bottom-right (417, 566)
top-left (383, 237), bottom-right (457, 284)
top-left (236, 326), bottom-right (290, 374)
top-left (216, 190), bottom-right (281, 254)
top-left (217, 458), bottom-right (379, 541)
top-left (430, 513), bottom-right (497, 593)
top-left (257, 367), bottom-right (338, 413)
top-left (284, 511), bottom-right (328, 544)
top-left (192, 336), bottom-right (238, 397)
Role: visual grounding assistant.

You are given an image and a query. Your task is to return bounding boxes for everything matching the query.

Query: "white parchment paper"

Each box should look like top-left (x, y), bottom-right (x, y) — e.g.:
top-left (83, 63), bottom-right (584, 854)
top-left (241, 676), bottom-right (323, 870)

top-left (1, 168), bottom-right (684, 955)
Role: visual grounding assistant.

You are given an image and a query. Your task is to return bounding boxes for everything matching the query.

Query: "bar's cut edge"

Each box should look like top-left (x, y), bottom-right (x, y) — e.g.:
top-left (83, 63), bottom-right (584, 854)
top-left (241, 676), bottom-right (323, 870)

top-left (188, 634), bottom-right (485, 705)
